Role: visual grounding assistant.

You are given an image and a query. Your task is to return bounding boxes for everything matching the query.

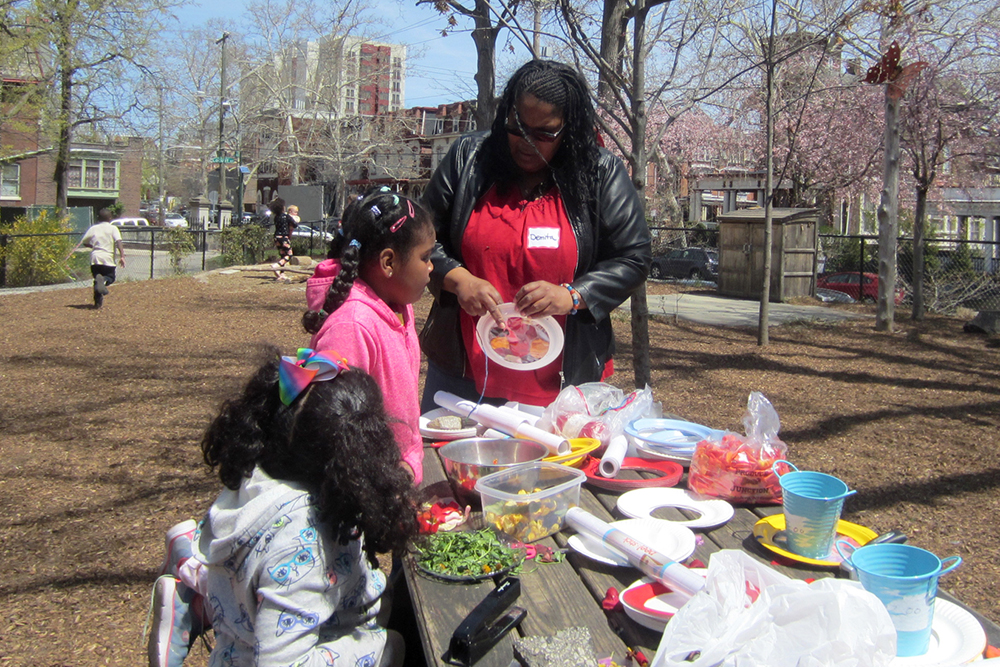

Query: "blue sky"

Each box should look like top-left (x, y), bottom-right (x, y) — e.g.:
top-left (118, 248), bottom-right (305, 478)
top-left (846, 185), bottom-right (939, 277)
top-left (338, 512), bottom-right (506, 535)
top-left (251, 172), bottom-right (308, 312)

top-left (172, 0), bottom-right (521, 108)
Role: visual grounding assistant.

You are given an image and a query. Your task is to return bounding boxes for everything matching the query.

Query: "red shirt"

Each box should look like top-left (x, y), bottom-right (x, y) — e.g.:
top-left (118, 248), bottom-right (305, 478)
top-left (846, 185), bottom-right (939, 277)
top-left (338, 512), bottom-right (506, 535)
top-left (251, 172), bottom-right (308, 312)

top-left (460, 184), bottom-right (578, 406)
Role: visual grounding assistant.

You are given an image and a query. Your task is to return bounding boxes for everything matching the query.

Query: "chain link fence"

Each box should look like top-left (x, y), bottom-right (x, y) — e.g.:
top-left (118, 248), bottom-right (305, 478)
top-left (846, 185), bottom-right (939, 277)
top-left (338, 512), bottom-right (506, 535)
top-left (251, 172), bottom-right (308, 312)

top-left (648, 226), bottom-right (1000, 315)
top-left (0, 223), bottom-right (333, 289)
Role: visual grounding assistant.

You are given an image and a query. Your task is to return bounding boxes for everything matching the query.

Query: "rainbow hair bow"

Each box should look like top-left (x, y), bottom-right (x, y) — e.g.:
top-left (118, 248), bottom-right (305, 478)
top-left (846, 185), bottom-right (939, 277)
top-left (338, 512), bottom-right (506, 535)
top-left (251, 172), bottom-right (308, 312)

top-left (278, 348), bottom-right (350, 405)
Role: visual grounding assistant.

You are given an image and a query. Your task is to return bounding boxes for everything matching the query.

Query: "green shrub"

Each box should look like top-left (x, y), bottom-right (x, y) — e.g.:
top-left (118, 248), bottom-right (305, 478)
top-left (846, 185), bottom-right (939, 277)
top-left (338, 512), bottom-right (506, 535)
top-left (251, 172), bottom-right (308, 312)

top-left (0, 211), bottom-right (77, 287)
top-left (160, 228), bottom-right (196, 274)
top-left (219, 225), bottom-right (272, 267)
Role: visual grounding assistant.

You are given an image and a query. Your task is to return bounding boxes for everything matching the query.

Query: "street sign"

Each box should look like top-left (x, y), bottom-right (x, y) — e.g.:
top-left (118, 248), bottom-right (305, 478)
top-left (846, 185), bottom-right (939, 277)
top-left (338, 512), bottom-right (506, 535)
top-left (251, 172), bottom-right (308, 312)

top-left (211, 156), bottom-right (236, 164)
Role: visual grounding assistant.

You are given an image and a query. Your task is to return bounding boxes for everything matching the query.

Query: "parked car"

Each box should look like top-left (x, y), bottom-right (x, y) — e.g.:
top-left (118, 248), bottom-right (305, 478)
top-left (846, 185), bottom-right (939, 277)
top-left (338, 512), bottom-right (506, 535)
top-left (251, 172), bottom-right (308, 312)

top-left (111, 217), bottom-right (150, 228)
top-left (291, 224), bottom-right (334, 242)
top-left (162, 212), bottom-right (189, 228)
top-left (650, 247), bottom-right (719, 281)
top-left (816, 271), bottom-right (906, 305)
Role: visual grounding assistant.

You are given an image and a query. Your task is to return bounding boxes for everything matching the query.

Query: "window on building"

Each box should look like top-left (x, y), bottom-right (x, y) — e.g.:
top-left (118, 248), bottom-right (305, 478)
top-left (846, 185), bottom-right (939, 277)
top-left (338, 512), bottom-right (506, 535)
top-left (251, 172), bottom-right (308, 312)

top-left (85, 163), bottom-right (100, 189)
top-left (102, 161), bottom-right (117, 189)
top-left (346, 100), bottom-right (355, 113)
top-left (67, 160), bottom-right (83, 188)
top-left (0, 163), bottom-right (19, 198)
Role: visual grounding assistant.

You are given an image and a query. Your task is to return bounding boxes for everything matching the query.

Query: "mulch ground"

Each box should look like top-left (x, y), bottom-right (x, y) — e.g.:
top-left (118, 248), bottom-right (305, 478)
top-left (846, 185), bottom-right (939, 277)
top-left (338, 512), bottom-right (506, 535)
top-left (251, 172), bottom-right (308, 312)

top-left (1, 270), bottom-right (998, 666)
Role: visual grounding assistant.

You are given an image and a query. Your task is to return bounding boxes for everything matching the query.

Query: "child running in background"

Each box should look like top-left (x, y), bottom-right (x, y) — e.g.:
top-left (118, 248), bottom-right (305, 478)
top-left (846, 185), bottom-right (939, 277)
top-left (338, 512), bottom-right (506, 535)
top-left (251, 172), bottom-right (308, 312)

top-left (148, 348), bottom-right (418, 667)
top-left (303, 187), bottom-right (434, 485)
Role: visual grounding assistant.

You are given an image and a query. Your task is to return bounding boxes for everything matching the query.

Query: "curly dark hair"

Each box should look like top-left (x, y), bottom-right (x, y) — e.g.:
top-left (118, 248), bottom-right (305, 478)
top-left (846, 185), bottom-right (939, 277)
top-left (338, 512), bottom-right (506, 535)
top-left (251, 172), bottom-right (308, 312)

top-left (200, 348), bottom-right (418, 558)
top-left (301, 186), bottom-right (433, 334)
top-left (480, 59), bottom-right (600, 215)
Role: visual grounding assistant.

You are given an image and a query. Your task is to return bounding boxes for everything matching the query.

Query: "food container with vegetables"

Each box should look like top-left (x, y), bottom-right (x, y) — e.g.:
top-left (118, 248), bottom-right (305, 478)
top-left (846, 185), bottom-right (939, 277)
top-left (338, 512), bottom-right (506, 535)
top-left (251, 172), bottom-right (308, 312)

top-left (439, 438), bottom-right (549, 506)
top-left (476, 462), bottom-right (586, 542)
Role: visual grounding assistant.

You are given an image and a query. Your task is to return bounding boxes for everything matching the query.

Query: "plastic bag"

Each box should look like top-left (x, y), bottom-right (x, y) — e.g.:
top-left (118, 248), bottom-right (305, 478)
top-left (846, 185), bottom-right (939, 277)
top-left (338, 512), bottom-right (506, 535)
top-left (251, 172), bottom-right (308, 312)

top-left (537, 382), bottom-right (655, 449)
top-left (652, 550), bottom-right (896, 667)
top-left (687, 392), bottom-right (787, 504)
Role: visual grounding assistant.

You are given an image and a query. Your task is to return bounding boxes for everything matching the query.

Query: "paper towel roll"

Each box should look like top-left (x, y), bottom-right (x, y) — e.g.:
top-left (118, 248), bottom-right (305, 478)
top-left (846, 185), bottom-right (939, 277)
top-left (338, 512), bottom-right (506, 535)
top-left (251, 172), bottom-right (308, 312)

top-left (433, 391), bottom-right (570, 455)
top-left (599, 434), bottom-right (629, 477)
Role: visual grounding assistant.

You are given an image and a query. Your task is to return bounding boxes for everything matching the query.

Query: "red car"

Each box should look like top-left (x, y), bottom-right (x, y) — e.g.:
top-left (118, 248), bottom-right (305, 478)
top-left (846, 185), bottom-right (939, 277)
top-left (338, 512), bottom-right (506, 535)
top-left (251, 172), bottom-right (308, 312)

top-left (817, 272), bottom-right (906, 305)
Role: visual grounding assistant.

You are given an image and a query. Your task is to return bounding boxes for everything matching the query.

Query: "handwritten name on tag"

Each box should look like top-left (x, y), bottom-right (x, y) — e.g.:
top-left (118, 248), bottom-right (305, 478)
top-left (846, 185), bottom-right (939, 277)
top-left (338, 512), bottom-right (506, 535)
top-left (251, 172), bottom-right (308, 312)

top-left (527, 227), bottom-right (560, 249)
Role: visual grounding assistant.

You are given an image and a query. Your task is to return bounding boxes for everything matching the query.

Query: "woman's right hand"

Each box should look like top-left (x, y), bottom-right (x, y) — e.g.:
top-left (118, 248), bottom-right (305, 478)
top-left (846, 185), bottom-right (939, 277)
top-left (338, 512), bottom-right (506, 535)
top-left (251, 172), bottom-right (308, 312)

top-left (444, 268), bottom-right (505, 325)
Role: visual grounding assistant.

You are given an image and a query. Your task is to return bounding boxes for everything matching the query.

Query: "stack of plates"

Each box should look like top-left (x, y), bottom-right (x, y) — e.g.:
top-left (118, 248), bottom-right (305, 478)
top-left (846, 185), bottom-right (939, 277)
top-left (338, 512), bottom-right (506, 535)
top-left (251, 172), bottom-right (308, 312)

top-left (624, 418), bottom-right (720, 465)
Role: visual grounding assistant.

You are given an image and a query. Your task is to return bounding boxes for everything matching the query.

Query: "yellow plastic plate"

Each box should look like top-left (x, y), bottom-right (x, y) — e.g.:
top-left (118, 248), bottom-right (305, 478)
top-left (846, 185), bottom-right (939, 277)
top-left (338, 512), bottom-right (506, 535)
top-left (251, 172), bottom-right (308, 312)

top-left (543, 437), bottom-right (600, 468)
top-left (752, 514), bottom-right (878, 568)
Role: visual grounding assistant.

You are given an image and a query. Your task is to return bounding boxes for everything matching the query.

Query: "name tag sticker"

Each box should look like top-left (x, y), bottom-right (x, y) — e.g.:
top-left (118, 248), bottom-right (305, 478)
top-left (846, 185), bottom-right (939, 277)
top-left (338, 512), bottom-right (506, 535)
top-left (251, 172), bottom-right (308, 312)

top-left (527, 227), bottom-right (560, 249)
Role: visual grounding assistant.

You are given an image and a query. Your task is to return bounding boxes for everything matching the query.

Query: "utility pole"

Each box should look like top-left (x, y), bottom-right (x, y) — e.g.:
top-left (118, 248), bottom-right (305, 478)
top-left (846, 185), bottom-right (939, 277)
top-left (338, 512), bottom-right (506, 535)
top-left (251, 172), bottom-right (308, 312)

top-left (216, 31), bottom-right (229, 225)
top-left (157, 82), bottom-right (166, 227)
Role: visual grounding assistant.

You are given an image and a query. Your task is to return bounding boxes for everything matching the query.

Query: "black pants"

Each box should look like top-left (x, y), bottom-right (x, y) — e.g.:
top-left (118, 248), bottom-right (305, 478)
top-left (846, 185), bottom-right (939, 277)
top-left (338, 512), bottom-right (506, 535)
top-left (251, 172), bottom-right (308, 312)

top-left (91, 264), bottom-right (117, 286)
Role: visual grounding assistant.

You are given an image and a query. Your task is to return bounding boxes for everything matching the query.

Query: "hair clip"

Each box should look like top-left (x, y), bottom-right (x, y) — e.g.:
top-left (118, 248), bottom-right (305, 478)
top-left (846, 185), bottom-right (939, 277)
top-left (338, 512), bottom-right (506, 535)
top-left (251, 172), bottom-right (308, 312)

top-left (380, 186), bottom-right (391, 192)
top-left (392, 195), bottom-right (399, 206)
top-left (349, 239), bottom-right (361, 249)
top-left (407, 200), bottom-right (415, 217)
top-left (278, 348), bottom-right (349, 405)
top-left (371, 205), bottom-right (381, 217)
top-left (389, 216), bottom-right (407, 233)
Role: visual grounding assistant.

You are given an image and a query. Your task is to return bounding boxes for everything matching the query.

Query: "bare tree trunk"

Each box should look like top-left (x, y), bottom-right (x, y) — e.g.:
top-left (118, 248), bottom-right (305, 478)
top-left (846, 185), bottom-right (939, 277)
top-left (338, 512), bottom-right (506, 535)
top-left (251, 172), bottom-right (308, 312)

top-left (597, 0), bottom-right (628, 101)
top-left (472, 0), bottom-right (499, 130)
top-left (758, 0), bottom-right (778, 346)
top-left (629, 3), bottom-right (651, 388)
top-left (911, 183), bottom-right (928, 320)
top-left (876, 92), bottom-right (900, 332)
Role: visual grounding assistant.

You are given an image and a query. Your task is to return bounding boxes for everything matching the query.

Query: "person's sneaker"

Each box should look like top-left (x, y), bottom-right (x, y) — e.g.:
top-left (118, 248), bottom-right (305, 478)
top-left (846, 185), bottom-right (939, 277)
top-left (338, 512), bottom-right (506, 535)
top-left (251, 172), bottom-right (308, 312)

top-left (158, 520), bottom-right (196, 578)
top-left (146, 576), bottom-right (202, 667)
top-left (94, 275), bottom-right (109, 295)
top-left (93, 291), bottom-right (103, 309)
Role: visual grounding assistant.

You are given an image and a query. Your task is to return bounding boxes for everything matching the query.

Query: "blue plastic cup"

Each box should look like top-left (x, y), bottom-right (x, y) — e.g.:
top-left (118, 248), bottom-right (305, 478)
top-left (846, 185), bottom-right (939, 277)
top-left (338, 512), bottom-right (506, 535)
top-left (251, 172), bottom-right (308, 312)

top-left (837, 541), bottom-right (961, 657)
top-left (774, 460), bottom-right (855, 559)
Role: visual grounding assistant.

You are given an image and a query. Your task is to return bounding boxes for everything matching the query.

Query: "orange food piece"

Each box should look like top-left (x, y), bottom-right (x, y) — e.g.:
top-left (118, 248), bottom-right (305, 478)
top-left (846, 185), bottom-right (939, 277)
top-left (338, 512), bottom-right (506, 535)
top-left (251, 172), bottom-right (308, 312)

top-left (530, 338), bottom-right (549, 358)
top-left (491, 337), bottom-right (510, 352)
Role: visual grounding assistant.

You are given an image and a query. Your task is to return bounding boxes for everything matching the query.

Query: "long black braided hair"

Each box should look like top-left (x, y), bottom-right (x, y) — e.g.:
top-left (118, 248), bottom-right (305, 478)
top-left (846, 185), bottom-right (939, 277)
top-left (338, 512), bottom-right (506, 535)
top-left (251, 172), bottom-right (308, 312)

top-left (201, 347), bottom-right (418, 558)
top-left (302, 186), bottom-right (433, 334)
top-left (480, 59), bottom-right (601, 215)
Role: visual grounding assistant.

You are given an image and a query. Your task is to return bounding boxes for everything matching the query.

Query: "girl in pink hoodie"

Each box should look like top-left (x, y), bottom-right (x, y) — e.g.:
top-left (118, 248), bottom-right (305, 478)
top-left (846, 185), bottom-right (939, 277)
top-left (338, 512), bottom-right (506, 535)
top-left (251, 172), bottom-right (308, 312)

top-left (303, 188), bottom-right (434, 484)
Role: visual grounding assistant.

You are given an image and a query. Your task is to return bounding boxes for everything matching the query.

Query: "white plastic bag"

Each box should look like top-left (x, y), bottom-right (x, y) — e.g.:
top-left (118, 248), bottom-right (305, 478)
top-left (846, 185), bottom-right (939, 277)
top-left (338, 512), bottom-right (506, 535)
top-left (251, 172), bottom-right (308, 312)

top-left (537, 382), bottom-right (654, 449)
top-left (652, 550), bottom-right (896, 667)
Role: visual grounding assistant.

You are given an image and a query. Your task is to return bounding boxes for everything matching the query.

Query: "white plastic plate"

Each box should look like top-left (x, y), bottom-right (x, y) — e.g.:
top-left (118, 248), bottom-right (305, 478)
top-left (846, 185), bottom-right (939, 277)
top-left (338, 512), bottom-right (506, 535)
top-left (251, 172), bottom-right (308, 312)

top-left (621, 570), bottom-right (709, 632)
top-left (617, 487), bottom-right (734, 529)
top-left (418, 408), bottom-right (478, 441)
top-left (567, 518), bottom-right (696, 567)
top-left (890, 598), bottom-right (986, 667)
top-left (475, 303), bottom-right (564, 371)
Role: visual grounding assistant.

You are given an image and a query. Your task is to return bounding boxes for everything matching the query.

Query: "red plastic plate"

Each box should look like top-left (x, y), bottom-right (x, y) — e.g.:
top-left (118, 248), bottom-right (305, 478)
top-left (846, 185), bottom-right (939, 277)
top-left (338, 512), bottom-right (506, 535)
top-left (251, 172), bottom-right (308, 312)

top-left (581, 456), bottom-right (683, 491)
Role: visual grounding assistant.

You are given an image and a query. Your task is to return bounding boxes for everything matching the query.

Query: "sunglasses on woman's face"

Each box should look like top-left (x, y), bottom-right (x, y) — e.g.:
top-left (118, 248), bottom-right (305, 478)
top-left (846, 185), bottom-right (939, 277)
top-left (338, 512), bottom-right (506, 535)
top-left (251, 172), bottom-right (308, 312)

top-left (505, 108), bottom-right (564, 143)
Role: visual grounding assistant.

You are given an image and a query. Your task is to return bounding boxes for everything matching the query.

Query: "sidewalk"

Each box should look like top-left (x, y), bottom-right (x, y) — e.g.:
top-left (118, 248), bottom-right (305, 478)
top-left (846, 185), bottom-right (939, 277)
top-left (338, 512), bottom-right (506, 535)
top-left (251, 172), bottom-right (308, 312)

top-left (625, 292), bottom-right (866, 327)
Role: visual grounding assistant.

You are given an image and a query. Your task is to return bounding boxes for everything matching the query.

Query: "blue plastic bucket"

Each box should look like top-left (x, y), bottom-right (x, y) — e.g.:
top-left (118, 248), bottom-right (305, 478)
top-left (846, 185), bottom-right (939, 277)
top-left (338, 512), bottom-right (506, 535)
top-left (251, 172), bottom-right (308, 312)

top-left (774, 460), bottom-right (855, 559)
top-left (837, 542), bottom-right (961, 657)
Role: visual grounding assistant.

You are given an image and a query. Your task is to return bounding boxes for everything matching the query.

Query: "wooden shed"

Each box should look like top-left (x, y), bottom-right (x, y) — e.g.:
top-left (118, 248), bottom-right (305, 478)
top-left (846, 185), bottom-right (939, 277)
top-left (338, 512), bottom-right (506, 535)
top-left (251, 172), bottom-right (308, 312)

top-left (716, 207), bottom-right (819, 302)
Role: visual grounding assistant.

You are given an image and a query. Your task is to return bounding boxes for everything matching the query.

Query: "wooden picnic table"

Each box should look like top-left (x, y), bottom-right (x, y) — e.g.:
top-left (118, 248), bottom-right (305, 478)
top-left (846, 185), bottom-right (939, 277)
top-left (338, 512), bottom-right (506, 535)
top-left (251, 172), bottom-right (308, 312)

top-left (403, 442), bottom-right (1000, 666)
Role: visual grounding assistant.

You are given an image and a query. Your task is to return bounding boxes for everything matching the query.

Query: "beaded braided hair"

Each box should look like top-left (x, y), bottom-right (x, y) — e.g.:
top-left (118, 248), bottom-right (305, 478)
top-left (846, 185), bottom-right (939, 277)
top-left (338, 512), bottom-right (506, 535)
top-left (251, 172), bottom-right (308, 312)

top-left (302, 186), bottom-right (433, 335)
top-left (480, 59), bottom-right (601, 215)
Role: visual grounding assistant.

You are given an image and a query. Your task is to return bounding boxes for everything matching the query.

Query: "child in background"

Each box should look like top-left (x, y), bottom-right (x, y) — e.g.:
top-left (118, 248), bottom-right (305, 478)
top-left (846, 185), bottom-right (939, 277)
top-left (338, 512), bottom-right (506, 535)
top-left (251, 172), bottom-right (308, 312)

top-left (303, 187), bottom-right (434, 485)
top-left (149, 349), bottom-right (418, 667)
top-left (270, 198), bottom-right (296, 281)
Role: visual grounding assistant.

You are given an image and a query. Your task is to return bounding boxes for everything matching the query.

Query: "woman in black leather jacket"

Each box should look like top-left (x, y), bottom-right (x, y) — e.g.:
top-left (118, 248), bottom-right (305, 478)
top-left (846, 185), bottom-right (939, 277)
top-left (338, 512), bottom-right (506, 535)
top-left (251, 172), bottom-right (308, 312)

top-left (419, 59), bottom-right (651, 411)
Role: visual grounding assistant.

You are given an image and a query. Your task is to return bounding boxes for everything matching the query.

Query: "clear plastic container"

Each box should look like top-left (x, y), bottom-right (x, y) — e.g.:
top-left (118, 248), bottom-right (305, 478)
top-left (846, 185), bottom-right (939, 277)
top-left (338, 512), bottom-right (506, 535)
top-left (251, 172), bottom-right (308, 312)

top-left (475, 462), bottom-right (586, 542)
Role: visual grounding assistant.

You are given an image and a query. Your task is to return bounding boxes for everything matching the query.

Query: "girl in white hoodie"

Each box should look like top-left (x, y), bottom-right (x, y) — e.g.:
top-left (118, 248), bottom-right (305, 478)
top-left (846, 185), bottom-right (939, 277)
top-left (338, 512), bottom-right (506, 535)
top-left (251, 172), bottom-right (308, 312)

top-left (192, 349), bottom-right (417, 667)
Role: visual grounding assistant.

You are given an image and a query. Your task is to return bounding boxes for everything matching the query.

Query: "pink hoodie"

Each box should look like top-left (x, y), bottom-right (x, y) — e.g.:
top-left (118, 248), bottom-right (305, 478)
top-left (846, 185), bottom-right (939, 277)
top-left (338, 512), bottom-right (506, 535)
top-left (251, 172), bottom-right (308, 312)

top-left (306, 260), bottom-right (423, 484)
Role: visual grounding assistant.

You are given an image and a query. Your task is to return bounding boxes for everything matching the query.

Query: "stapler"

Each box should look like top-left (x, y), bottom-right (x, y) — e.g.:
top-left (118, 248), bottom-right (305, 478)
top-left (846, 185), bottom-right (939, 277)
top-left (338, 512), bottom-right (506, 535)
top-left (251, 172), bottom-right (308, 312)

top-left (446, 577), bottom-right (527, 666)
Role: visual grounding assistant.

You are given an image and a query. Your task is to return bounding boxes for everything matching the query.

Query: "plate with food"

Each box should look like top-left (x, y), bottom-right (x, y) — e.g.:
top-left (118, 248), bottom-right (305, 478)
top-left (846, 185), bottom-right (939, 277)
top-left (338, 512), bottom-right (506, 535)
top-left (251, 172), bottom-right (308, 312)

top-left (476, 303), bottom-right (564, 371)
top-left (419, 408), bottom-right (478, 441)
top-left (412, 528), bottom-right (525, 582)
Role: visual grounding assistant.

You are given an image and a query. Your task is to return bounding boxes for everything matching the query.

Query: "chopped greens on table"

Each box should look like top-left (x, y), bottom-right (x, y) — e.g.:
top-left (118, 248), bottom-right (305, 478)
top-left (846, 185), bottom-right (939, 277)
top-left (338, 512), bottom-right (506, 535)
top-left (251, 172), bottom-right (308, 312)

top-left (413, 529), bottom-right (524, 580)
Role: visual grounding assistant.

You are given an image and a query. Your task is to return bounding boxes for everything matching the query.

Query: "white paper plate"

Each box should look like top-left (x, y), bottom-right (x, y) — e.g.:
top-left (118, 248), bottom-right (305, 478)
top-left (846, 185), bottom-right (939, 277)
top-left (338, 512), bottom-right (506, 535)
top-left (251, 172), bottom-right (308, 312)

top-left (890, 599), bottom-right (986, 667)
top-left (567, 518), bottom-right (696, 567)
top-left (617, 488), bottom-right (735, 529)
top-left (475, 303), bottom-right (564, 371)
top-left (418, 408), bottom-right (478, 441)
top-left (625, 418), bottom-right (718, 449)
top-left (621, 570), bottom-right (708, 632)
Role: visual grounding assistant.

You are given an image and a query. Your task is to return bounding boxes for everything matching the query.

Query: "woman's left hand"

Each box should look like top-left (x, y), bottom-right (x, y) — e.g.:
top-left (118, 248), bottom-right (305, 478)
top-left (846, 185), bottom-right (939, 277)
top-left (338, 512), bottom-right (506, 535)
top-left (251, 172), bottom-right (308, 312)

top-left (515, 281), bottom-right (576, 317)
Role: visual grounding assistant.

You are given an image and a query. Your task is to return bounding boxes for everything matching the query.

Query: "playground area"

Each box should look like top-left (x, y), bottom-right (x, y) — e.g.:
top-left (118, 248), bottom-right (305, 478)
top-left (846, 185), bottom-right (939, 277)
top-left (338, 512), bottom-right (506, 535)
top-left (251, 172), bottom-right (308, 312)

top-left (1, 271), bottom-right (998, 665)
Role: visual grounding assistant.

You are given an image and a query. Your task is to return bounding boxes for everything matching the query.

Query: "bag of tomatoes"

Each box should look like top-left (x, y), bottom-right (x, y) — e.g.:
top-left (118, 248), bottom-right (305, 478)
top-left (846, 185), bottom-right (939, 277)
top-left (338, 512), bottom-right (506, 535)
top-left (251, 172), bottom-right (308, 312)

top-left (687, 392), bottom-right (787, 504)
